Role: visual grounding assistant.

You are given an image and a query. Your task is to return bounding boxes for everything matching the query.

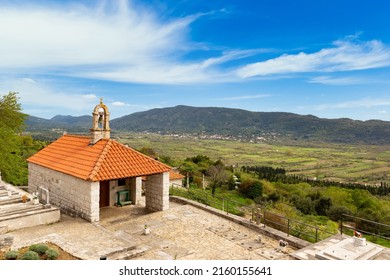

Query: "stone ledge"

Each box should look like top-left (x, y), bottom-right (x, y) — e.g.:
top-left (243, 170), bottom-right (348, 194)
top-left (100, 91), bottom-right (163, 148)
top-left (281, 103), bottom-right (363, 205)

top-left (169, 195), bottom-right (311, 250)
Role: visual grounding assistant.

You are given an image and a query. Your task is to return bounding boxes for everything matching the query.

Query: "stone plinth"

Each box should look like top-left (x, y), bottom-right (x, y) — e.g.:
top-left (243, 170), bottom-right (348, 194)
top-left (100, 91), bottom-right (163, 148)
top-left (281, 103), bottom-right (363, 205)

top-left (353, 236), bottom-right (367, 247)
top-left (315, 237), bottom-right (383, 260)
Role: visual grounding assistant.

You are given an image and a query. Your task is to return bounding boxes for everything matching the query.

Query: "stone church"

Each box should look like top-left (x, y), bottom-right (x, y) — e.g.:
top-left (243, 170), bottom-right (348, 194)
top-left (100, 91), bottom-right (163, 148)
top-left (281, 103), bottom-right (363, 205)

top-left (27, 99), bottom-right (172, 222)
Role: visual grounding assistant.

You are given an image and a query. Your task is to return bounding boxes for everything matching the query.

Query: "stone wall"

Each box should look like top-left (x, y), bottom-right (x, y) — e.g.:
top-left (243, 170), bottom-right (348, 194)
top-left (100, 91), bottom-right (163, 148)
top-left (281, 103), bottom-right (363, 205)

top-left (145, 172), bottom-right (169, 211)
top-left (28, 163), bottom-right (100, 222)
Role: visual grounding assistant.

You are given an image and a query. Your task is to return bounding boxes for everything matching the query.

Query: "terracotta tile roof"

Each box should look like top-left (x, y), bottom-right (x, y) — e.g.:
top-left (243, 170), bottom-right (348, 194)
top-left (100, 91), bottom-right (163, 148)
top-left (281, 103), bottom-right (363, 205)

top-left (141, 171), bottom-right (184, 181)
top-left (169, 171), bottom-right (185, 180)
top-left (27, 135), bottom-right (171, 182)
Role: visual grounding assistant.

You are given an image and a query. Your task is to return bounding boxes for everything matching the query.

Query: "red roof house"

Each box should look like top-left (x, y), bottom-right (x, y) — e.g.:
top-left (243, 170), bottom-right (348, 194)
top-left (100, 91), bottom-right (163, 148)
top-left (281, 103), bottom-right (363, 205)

top-left (27, 100), bottom-right (172, 222)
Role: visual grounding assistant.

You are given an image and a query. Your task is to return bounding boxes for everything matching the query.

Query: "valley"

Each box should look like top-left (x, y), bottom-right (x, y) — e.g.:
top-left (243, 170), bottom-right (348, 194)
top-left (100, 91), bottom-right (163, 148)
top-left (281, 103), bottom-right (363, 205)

top-left (116, 132), bottom-right (390, 185)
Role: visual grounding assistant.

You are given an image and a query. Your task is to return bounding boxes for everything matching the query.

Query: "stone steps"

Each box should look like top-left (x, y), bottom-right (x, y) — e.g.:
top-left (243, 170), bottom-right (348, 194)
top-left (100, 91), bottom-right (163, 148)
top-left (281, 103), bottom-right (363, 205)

top-left (0, 197), bottom-right (23, 206)
top-left (0, 182), bottom-right (61, 232)
top-left (0, 204), bottom-right (45, 219)
top-left (0, 185), bottom-right (24, 206)
top-left (106, 245), bottom-right (148, 260)
top-left (357, 245), bottom-right (384, 260)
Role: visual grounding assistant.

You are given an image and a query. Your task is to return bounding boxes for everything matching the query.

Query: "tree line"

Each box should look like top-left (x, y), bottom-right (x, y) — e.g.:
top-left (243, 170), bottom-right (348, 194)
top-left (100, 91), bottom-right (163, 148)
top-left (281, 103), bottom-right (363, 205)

top-left (241, 165), bottom-right (390, 196)
top-left (0, 92), bottom-right (47, 185)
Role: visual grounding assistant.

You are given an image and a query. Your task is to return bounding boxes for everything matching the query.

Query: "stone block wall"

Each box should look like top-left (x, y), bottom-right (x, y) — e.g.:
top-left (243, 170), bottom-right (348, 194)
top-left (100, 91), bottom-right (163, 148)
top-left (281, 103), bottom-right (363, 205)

top-left (145, 172), bottom-right (169, 211)
top-left (28, 163), bottom-right (100, 222)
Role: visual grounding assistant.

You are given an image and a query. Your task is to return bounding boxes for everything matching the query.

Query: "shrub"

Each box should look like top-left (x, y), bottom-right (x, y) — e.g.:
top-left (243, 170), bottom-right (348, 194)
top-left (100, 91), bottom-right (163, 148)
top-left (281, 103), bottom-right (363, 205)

top-left (45, 248), bottom-right (59, 260)
top-left (29, 243), bottom-right (49, 255)
top-left (5, 250), bottom-right (19, 260)
top-left (21, 251), bottom-right (40, 260)
top-left (239, 179), bottom-right (263, 199)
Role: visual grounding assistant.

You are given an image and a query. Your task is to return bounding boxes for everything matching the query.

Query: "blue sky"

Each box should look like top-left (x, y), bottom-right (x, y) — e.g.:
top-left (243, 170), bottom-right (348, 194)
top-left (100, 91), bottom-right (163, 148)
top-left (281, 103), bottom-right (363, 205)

top-left (1, 0), bottom-right (390, 120)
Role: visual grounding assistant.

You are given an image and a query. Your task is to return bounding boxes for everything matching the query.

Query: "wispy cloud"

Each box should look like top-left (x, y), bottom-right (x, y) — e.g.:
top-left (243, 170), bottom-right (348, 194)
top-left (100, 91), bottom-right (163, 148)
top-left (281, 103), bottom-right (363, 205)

top-left (237, 38), bottom-right (390, 78)
top-left (218, 94), bottom-right (270, 101)
top-left (0, 1), bottom-right (255, 84)
top-left (0, 78), bottom-right (98, 115)
top-left (308, 76), bottom-right (364, 85)
top-left (0, 0), bottom-right (190, 68)
top-left (317, 98), bottom-right (390, 110)
top-left (82, 94), bottom-right (98, 100)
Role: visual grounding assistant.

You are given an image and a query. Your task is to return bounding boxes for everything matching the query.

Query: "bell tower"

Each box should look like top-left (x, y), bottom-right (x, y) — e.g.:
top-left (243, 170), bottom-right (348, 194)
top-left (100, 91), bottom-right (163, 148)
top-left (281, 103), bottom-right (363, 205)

top-left (90, 98), bottom-right (110, 144)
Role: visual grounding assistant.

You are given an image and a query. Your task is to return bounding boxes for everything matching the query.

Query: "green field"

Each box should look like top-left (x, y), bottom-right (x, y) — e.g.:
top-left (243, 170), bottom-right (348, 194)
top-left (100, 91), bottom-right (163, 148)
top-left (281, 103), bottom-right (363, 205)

top-left (115, 132), bottom-right (390, 185)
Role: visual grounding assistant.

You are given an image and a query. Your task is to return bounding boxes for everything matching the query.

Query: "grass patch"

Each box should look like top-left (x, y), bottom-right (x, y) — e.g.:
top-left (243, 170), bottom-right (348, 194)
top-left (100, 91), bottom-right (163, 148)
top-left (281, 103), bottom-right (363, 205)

top-left (170, 187), bottom-right (254, 217)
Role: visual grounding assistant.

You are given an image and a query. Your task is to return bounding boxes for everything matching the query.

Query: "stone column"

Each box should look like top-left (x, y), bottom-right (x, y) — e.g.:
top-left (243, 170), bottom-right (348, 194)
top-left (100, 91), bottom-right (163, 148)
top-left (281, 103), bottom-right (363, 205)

top-left (145, 172), bottom-right (169, 211)
top-left (90, 182), bottom-right (100, 222)
top-left (129, 177), bottom-right (142, 205)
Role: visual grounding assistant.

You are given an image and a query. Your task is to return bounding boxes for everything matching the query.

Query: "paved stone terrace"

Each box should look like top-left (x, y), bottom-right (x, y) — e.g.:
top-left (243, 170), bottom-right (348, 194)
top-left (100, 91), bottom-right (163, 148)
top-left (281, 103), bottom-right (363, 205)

top-left (7, 199), bottom-right (296, 260)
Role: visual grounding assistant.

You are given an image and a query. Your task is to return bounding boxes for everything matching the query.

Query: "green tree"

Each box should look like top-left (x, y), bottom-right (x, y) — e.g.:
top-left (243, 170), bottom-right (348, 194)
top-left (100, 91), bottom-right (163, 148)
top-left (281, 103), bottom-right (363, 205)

top-left (207, 161), bottom-right (228, 196)
top-left (180, 161), bottom-right (199, 187)
top-left (0, 92), bottom-right (27, 185)
top-left (139, 146), bottom-right (158, 158)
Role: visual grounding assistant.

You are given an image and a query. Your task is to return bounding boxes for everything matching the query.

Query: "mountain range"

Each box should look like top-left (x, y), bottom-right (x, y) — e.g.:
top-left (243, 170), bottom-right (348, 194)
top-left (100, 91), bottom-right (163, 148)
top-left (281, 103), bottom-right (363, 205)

top-left (25, 105), bottom-right (390, 144)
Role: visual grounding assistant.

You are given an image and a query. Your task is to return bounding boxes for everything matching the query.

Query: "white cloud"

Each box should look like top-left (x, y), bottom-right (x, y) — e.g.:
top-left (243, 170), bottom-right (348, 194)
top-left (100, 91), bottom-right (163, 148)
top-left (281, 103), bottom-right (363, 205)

top-left (0, 78), bottom-right (99, 117)
top-left (82, 94), bottom-right (98, 100)
top-left (2, 2), bottom-right (389, 87)
top-left (111, 101), bottom-right (127, 106)
top-left (237, 39), bottom-right (390, 78)
top-left (219, 94), bottom-right (270, 100)
top-left (308, 76), bottom-right (364, 85)
top-left (0, 1), bottom-right (190, 68)
top-left (0, 1), bottom-right (249, 84)
top-left (317, 98), bottom-right (390, 110)
top-left (79, 49), bottom-right (264, 84)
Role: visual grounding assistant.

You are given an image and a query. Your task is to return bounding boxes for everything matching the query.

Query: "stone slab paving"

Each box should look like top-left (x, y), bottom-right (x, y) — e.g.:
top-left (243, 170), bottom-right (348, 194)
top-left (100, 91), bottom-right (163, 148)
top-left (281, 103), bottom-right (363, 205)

top-left (5, 198), bottom-right (293, 260)
top-left (8, 214), bottom-right (136, 260)
top-left (99, 201), bottom-right (296, 260)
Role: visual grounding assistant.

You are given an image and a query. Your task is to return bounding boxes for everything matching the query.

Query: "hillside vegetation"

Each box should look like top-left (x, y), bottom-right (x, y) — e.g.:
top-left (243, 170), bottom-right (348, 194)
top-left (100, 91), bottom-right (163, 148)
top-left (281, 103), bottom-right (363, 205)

top-left (111, 105), bottom-right (390, 144)
top-left (168, 153), bottom-right (390, 245)
top-left (119, 132), bottom-right (390, 185)
top-left (25, 105), bottom-right (390, 145)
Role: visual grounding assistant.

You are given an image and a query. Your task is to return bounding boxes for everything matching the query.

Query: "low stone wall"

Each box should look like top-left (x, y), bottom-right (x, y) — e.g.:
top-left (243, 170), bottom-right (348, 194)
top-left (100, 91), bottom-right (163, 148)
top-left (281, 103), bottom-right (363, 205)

top-left (170, 196), bottom-right (311, 249)
top-left (0, 208), bottom-right (60, 232)
top-left (28, 163), bottom-right (99, 222)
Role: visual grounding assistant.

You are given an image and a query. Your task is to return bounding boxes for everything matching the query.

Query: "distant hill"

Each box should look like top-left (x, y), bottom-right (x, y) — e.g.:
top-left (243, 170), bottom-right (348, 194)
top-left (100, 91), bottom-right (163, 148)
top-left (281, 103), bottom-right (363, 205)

top-left (110, 105), bottom-right (390, 144)
top-left (25, 115), bottom-right (91, 132)
top-left (25, 105), bottom-right (390, 144)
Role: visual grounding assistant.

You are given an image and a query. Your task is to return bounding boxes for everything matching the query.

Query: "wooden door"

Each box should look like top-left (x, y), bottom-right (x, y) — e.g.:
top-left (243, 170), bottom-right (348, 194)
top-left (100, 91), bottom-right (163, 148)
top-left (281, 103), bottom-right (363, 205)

top-left (99, 181), bottom-right (110, 208)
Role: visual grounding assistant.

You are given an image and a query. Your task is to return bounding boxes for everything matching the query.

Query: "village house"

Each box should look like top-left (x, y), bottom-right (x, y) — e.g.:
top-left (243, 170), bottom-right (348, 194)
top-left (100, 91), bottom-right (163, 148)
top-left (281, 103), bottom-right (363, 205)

top-left (27, 99), bottom-right (176, 222)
